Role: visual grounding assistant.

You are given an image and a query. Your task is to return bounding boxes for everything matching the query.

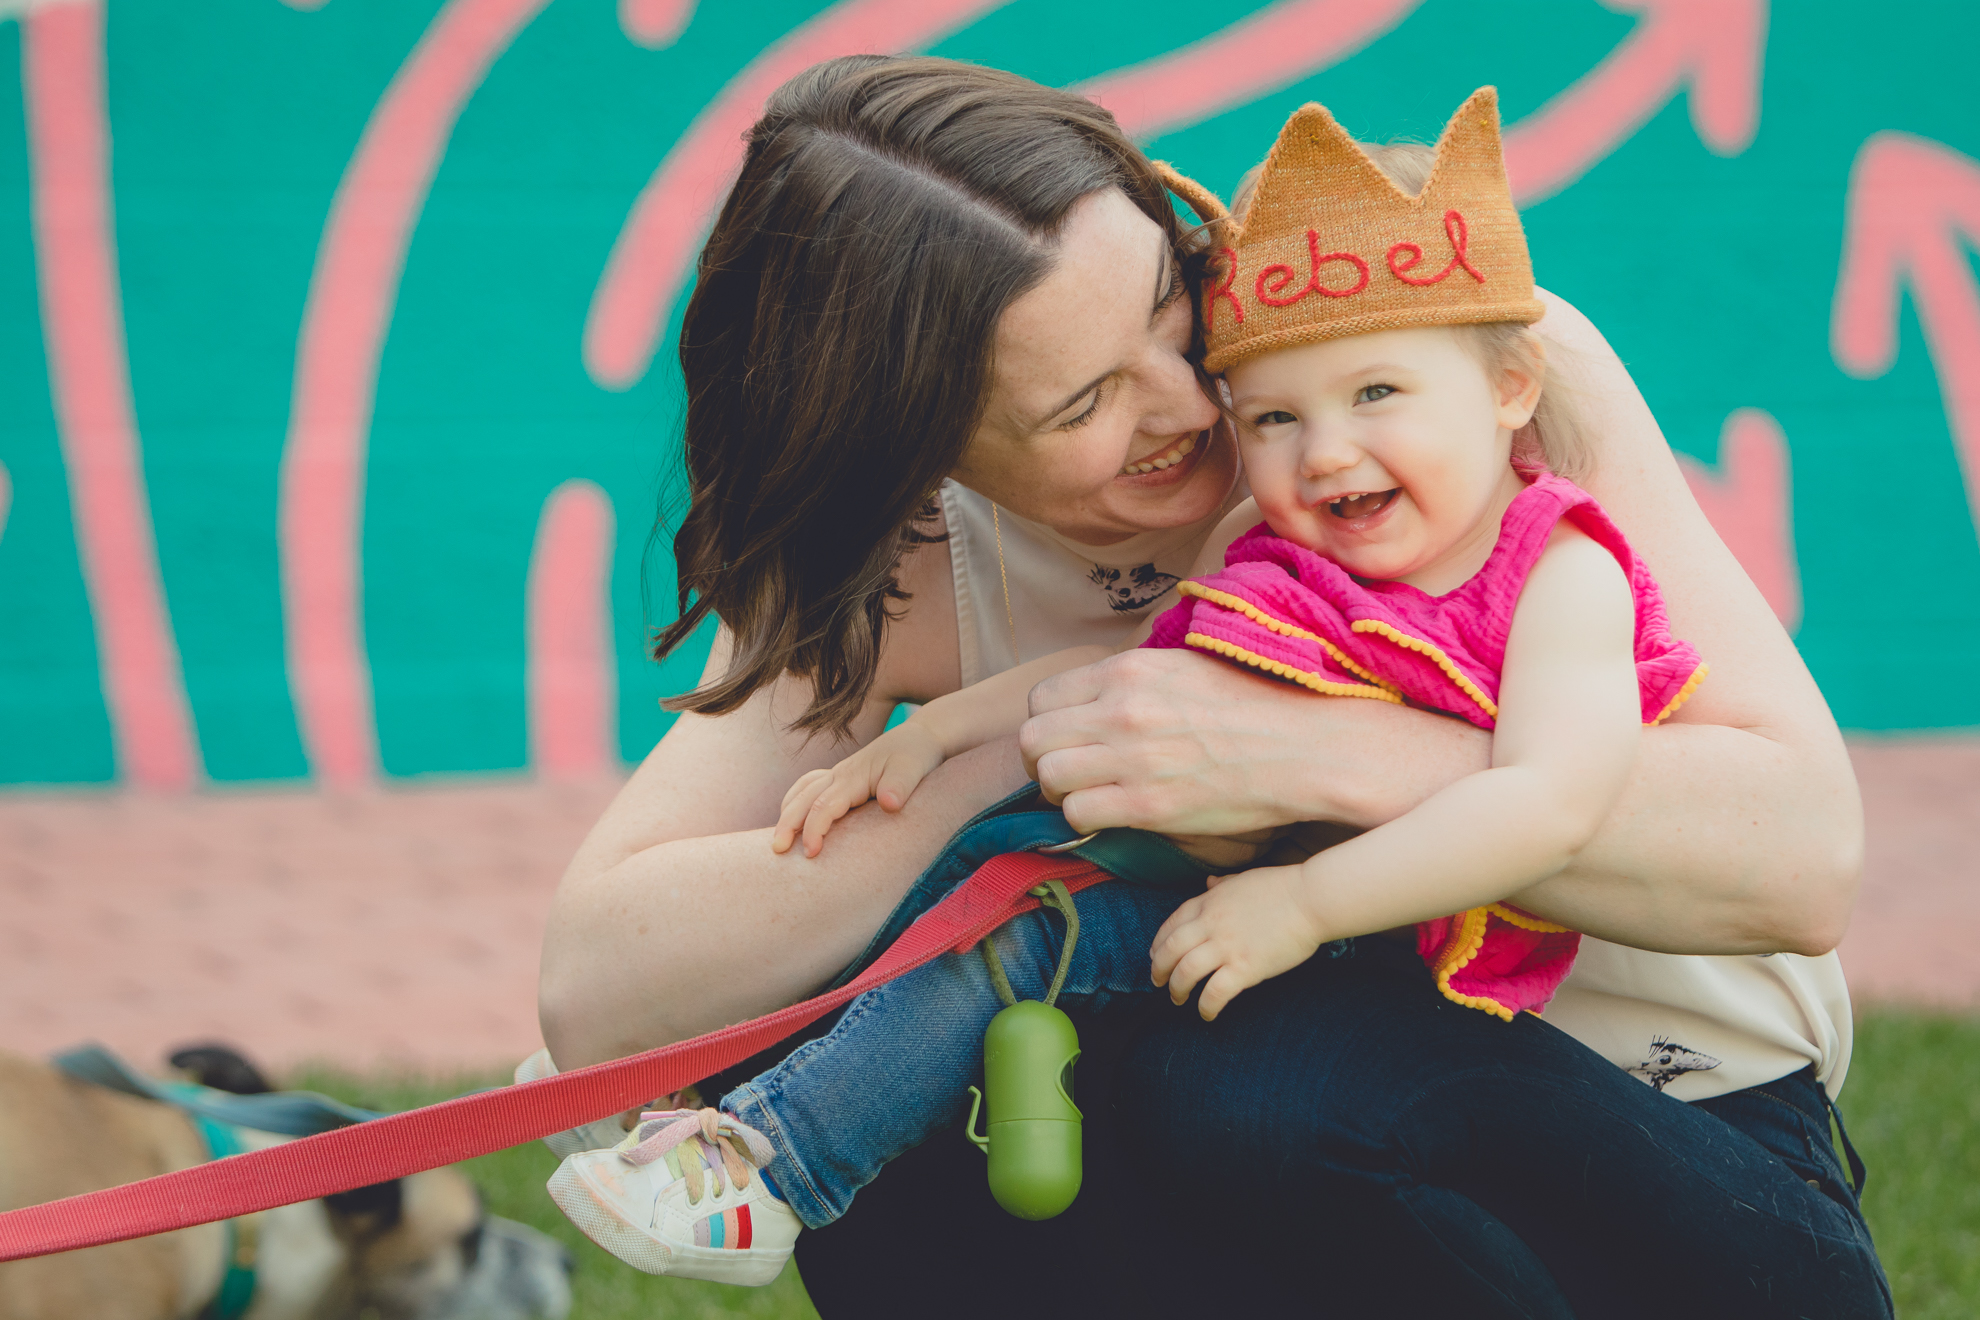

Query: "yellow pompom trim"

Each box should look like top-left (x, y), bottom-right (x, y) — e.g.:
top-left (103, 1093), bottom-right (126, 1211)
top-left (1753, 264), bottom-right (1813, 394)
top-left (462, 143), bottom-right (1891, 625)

top-left (1427, 907), bottom-right (1517, 1022)
top-left (1484, 902), bottom-right (1572, 934)
top-left (1179, 581), bottom-right (1401, 693)
top-left (1348, 619), bottom-right (1498, 721)
top-left (1183, 634), bottom-right (1403, 703)
top-left (1428, 907), bottom-right (1487, 976)
top-left (1646, 662), bottom-right (1709, 727)
top-left (1440, 990), bottom-right (1518, 1023)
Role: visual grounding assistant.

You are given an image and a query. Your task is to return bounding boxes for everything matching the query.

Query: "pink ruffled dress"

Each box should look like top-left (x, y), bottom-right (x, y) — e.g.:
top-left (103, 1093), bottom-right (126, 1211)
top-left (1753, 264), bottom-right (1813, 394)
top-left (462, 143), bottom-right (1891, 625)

top-left (1145, 471), bottom-right (1707, 1020)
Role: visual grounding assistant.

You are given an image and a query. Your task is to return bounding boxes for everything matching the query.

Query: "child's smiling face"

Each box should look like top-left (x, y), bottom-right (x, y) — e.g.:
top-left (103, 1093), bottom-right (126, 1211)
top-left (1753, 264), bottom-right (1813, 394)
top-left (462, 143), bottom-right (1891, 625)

top-left (1224, 326), bottom-right (1541, 595)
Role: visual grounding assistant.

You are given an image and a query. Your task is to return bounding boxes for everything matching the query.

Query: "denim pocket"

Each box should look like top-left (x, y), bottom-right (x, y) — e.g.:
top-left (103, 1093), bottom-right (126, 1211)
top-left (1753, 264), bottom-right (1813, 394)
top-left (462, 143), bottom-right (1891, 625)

top-left (1699, 1083), bottom-right (1859, 1214)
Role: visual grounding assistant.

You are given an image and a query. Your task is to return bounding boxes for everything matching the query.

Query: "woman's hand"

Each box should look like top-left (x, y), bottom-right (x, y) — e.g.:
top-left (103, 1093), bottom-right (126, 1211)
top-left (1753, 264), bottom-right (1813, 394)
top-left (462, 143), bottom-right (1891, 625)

top-left (1021, 616), bottom-right (1857, 957)
top-left (1150, 864), bottom-right (1327, 1021)
top-left (773, 721), bottom-right (949, 858)
top-left (1019, 647), bottom-right (1489, 837)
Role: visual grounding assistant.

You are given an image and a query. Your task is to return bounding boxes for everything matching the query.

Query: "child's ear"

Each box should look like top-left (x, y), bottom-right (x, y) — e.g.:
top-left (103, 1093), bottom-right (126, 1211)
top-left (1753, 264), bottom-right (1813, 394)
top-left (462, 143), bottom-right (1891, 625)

top-left (1494, 336), bottom-right (1546, 432)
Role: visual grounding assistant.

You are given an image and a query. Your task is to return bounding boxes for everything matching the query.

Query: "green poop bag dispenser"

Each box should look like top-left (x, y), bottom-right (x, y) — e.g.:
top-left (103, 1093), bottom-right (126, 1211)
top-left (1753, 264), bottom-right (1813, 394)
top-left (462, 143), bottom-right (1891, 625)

top-left (965, 879), bottom-right (1083, 1220)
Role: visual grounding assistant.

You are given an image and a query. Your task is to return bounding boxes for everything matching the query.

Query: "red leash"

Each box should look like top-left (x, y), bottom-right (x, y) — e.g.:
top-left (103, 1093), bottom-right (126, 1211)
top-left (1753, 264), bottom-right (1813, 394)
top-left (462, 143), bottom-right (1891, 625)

top-left (0, 851), bottom-right (1107, 1262)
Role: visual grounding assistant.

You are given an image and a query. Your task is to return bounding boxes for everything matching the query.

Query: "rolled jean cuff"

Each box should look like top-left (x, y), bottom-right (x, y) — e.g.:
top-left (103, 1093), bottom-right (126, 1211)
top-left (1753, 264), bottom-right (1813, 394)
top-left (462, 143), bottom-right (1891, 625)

top-left (724, 1081), bottom-right (843, 1230)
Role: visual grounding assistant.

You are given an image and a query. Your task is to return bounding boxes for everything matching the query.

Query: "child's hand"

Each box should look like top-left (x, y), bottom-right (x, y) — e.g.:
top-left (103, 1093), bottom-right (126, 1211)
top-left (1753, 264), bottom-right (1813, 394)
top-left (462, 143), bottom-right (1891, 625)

top-left (1149, 864), bottom-right (1327, 1021)
top-left (772, 723), bottom-right (947, 858)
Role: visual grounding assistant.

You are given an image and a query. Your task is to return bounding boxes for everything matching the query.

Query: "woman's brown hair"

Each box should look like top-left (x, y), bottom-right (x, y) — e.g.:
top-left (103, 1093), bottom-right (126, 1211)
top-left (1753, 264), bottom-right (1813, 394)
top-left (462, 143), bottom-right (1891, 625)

top-left (652, 55), bottom-right (1189, 734)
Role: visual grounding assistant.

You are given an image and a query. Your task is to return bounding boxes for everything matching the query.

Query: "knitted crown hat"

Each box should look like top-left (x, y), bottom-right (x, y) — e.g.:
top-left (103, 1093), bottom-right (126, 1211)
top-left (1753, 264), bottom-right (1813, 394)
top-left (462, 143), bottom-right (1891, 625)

top-left (1177, 87), bottom-right (1544, 374)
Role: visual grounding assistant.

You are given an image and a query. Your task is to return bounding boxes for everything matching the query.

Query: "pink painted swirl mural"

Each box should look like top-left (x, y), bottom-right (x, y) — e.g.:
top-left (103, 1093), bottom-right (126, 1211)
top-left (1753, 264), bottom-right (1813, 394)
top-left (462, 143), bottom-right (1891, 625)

top-left (2, 0), bottom-right (1977, 785)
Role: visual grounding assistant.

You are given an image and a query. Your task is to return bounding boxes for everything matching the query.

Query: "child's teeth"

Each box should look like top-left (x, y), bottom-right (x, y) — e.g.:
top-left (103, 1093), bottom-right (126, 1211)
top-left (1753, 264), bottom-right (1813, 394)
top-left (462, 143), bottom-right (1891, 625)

top-left (1177, 435), bottom-right (1196, 455)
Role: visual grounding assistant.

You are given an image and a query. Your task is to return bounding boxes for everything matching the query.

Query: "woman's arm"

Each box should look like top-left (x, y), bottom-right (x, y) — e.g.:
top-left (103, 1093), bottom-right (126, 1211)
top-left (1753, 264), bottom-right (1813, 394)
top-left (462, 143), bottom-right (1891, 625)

top-left (1020, 294), bottom-right (1861, 957)
top-left (538, 535), bottom-right (1032, 1068)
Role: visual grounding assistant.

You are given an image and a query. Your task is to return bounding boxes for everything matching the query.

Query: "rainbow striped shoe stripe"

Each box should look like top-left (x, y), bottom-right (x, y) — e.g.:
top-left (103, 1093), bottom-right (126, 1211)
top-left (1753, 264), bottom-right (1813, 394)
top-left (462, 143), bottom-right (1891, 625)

top-left (694, 1203), bottom-right (754, 1249)
top-left (546, 1106), bottom-right (800, 1284)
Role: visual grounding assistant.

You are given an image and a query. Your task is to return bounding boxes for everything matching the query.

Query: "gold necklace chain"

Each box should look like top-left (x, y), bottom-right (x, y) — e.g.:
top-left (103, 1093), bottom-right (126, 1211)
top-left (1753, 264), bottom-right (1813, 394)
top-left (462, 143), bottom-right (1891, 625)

top-left (990, 501), bottom-right (1019, 659)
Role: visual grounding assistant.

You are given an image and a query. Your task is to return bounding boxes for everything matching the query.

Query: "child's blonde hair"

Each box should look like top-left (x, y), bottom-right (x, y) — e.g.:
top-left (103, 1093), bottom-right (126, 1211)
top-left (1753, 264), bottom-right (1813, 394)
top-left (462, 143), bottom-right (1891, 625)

top-left (1228, 142), bottom-right (1592, 481)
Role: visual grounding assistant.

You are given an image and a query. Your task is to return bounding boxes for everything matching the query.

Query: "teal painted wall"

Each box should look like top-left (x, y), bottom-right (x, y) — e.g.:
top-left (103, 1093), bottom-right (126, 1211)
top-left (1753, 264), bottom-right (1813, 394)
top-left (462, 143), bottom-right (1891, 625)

top-left (2, 0), bottom-right (1975, 786)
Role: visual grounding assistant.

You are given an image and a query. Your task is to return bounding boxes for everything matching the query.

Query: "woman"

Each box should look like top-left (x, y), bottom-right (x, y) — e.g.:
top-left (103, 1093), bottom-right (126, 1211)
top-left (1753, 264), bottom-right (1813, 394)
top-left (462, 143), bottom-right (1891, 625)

top-left (536, 55), bottom-right (1884, 1314)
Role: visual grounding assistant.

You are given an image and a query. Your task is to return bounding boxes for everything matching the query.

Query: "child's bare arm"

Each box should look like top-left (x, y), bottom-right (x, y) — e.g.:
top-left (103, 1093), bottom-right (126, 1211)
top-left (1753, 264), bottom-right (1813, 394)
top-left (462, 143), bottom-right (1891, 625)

top-left (773, 645), bottom-right (1113, 857)
top-left (1151, 527), bottom-right (1642, 1018)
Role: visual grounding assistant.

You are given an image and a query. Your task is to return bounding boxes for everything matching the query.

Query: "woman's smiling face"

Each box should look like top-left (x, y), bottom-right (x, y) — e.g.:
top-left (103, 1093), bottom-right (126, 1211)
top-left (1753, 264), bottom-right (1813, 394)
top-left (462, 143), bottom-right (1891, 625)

top-left (952, 188), bottom-right (1235, 546)
top-left (1224, 326), bottom-right (1539, 594)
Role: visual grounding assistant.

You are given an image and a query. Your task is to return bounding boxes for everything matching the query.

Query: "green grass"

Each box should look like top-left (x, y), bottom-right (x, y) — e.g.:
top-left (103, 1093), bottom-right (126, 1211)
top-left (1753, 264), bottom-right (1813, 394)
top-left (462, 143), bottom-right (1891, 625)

top-left (293, 1010), bottom-right (1980, 1318)
top-left (1839, 1011), bottom-right (1980, 1319)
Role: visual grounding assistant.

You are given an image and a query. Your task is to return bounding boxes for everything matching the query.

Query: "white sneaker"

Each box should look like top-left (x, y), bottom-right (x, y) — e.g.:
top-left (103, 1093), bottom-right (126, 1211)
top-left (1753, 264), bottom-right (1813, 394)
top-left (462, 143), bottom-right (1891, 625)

top-left (546, 1108), bottom-right (802, 1285)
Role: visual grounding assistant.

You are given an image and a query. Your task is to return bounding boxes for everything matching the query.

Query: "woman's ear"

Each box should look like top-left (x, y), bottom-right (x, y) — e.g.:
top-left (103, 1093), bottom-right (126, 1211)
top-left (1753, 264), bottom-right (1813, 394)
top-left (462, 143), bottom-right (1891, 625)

top-left (1493, 335), bottom-right (1546, 432)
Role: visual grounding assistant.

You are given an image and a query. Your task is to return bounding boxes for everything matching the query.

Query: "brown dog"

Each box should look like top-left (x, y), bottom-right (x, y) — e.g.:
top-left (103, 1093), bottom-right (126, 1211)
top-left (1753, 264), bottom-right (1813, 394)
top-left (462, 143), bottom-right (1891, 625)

top-left (0, 1049), bottom-right (571, 1320)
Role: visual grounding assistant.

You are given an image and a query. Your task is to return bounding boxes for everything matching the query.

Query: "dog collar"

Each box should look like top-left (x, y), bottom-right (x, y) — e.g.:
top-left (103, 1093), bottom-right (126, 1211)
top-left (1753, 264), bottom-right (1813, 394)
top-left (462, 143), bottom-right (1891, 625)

top-left (185, 1106), bottom-right (259, 1320)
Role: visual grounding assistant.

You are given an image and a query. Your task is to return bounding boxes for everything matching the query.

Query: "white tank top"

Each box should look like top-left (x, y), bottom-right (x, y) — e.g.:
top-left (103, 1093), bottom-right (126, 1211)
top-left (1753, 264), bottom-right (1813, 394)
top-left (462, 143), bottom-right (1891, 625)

top-left (938, 479), bottom-right (1250, 685)
top-left (939, 478), bottom-right (1854, 1101)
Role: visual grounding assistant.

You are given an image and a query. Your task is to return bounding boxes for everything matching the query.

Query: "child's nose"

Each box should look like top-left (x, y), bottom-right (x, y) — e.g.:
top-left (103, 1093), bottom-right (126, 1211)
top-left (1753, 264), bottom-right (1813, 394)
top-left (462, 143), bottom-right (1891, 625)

top-left (1297, 429), bottom-right (1359, 480)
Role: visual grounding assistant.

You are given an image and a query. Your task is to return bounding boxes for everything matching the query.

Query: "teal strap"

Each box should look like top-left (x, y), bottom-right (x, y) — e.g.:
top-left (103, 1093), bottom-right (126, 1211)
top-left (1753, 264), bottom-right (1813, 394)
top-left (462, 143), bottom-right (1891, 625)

top-left (1067, 827), bottom-right (1212, 891)
top-left (52, 1044), bottom-right (384, 1135)
top-left (183, 1103), bottom-right (257, 1320)
top-left (181, 1097), bottom-right (248, 1159)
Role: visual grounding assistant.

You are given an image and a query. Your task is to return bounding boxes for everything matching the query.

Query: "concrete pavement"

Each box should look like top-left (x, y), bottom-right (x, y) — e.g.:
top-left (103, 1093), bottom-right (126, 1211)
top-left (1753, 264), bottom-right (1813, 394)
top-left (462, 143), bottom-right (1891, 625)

top-left (1, 740), bottom-right (1973, 1076)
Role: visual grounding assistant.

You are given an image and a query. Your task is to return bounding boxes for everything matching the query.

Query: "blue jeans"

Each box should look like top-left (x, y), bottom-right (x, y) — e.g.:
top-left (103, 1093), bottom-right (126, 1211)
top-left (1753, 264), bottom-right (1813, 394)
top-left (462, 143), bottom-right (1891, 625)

top-left (783, 791), bottom-right (1891, 1319)
top-left (725, 879), bottom-right (1185, 1229)
top-left (1118, 932), bottom-right (1892, 1319)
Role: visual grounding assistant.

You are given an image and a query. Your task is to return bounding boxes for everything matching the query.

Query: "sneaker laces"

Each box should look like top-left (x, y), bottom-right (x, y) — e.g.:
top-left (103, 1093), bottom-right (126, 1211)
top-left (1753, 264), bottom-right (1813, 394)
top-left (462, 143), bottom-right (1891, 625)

top-left (618, 1108), bottom-right (774, 1205)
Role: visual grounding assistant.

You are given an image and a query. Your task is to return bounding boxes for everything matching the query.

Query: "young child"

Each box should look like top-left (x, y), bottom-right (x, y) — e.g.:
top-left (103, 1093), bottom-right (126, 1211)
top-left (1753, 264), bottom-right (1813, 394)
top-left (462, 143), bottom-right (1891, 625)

top-left (546, 87), bottom-right (1705, 1285)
